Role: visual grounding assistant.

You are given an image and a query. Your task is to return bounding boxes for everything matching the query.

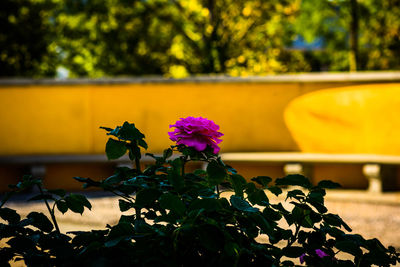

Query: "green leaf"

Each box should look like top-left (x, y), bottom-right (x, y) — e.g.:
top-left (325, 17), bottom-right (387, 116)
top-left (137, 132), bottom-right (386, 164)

top-left (247, 189), bottom-right (269, 206)
top-left (56, 200), bottom-right (68, 214)
top-left (325, 227), bottom-right (345, 239)
top-left (138, 139), bottom-right (148, 149)
top-left (119, 215), bottom-right (135, 225)
top-left (267, 186), bottom-right (283, 196)
top-left (206, 160), bottom-right (227, 186)
top-left (245, 182), bottom-right (257, 194)
top-left (251, 213), bottom-right (273, 234)
top-left (118, 122), bottom-right (145, 141)
top-left (229, 174), bottom-right (247, 197)
top-left (197, 224), bottom-right (224, 252)
top-left (302, 215), bottom-right (314, 228)
top-left (308, 189), bottom-right (326, 204)
top-left (73, 176), bottom-right (89, 183)
top-left (163, 148), bottom-right (173, 159)
top-left (100, 126), bottom-right (114, 132)
top-left (309, 198), bottom-right (327, 214)
top-left (271, 203), bottom-right (289, 214)
top-left (323, 214), bottom-right (352, 231)
top-left (168, 172), bottom-right (184, 191)
top-left (335, 240), bottom-right (362, 256)
top-left (11, 175), bottom-right (42, 191)
top-left (134, 219), bottom-right (153, 234)
top-left (318, 180), bottom-right (341, 189)
top-left (170, 157), bottom-right (183, 173)
top-left (105, 222), bottom-right (134, 247)
top-left (251, 176), bottom-right (272, 187)
top-left (7, 236), bottom-right (36, 252)
top-left (73, 177), bottom-right (101, 188)
top-left (27, 212), bottom-right (53, 233)
top-left (66, 194), bottom-right (92, 214)
top-left (104, 174), bottom-right (123, 185)
top-left (66, 198), bottom-right (83, 214)
top-left (0, 208), bottom-right (20, 224)
top-left (119, 199), bottom-right (133, 212)
top-left (291, 206), bottom-right (305, 222)
top-left (189, 198), bottom-right (222, 212)
top-left (263, 207), bottom-right (282, 221)
top-left (230, 195), bottom-right (258, 213)
top-left (135, 189), bottom-right (161, 207)
top-left (105, 138), bottom-right (127, 160)
top-left (282, 246), bottom-right (305, 258)
top-left (0, 246), bottom-right (15, 263)
top-left (281, 260), bottom-right (295, 266)
top-left (159, 193), bottom-right (186, 217)
top-left (109, 126), bottom-right (121, 136)
top-left (286, 189), bottom-right (305, 201)
top-left (275, 174), bottom-right (312, 188)
top-left (225, 164), bottom-right (237, 174)
top-left (224, 242), bottom-right (240, 257)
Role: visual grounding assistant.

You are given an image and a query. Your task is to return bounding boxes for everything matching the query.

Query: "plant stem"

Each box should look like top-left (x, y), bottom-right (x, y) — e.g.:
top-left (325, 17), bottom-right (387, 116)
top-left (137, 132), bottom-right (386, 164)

top-left (135, 157), bottom-right (141, 173)
top-left (286, 223), bottom-right (300, 248)
top-left (111, 190), bottom-right (133, 203)
top-left (135, 207), bottom-right (142, 219)
top-left (216, 185), bottom-right (220, 198)
top-left (180, 155), bottom-right (188, 177)
top-left (134, 142), bottom-right (141, 173)
top-left (37, 184), bottom-right (60, 234)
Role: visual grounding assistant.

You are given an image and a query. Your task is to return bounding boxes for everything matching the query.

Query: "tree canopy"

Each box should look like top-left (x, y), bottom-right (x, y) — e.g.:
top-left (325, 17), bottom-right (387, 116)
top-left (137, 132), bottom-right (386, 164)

top-left (54, 0), bottom-right (305, 78)
top-left (0, 0), bottom-right (59, 77)
top-left (1, 0), bottom-right (399, 78)
top-left (294, 0), bottom-right (400, 71)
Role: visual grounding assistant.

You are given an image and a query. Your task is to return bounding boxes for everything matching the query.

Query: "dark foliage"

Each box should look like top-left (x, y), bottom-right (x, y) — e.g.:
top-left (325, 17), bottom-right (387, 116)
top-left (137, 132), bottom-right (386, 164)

top-left (1, 122), bottom-right (399, 266)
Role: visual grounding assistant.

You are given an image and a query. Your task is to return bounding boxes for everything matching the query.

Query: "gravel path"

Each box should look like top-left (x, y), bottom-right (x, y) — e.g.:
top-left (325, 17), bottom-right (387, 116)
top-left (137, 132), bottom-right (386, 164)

top-left (2, 190), bottom-right (400, 265)
top-left (325, 200), bottom-right (400, 250)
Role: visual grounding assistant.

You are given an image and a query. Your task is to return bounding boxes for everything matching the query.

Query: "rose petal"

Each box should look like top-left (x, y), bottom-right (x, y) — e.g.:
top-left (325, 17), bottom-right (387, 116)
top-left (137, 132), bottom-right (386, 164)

top-left (168, 117), bottom-right (223, 153)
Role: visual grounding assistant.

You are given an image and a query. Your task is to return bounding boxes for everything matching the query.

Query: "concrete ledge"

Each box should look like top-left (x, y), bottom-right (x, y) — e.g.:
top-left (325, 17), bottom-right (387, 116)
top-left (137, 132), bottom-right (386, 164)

top-left (0, 154), bottom-right (160, 164)
top-left (221, 152), bottom-right (400, 193)
top-left (1, 71), bottom-right (400, 86)
top-left (221, 152), bottom-right (400, 164)
top-left (324, 189), bottom-right (400, 205)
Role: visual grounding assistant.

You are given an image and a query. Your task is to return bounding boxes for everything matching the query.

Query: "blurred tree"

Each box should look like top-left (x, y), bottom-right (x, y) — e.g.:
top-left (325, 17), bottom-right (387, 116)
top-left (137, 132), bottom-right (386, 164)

top-left (4, 0), bottom-right (398, 77)
top-left (294, 0), bottom-right (357, 71)
top-left (55, 0), bottom-right (308, 78)
top-left (0, 0), bottom-right (59, 77)
top-left (359, 0), bottom-right (400, 70)
top-left (294, 0), bottom-right (400, 71)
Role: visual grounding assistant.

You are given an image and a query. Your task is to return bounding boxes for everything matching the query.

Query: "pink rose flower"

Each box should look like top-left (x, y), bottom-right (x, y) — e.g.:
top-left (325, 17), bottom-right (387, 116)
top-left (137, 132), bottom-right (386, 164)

top-left (315, 249), bottom-right (329, 258)
top-left (168, 117), bottom-right (223, 154)
top-left (300, 249), bottom-right (330, 264)
top-left (300, 253), bottom-right (306, 264)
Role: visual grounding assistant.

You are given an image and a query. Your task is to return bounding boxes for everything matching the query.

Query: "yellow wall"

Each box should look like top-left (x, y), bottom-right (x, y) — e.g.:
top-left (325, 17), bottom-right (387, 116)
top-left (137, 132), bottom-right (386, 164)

top-left (0, 81), bottom-right (359, 155)
top-left (285, 83), bottom-right (400, 155)
top-left (1, 74), bottom-right (399, 191)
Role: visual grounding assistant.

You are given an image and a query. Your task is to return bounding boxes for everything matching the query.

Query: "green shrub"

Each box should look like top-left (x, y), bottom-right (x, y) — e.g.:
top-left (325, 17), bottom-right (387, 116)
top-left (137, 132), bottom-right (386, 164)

top-left (0, 120), bottom-right (399, 266)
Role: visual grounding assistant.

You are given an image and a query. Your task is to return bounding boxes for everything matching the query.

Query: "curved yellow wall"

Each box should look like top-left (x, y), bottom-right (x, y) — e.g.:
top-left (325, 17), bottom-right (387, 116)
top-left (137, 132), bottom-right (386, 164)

top-left (0, 81), bottom-right (350, 155)
top-left (284, 83), bottom-right (400, 155)
top-left (1, 75), bottom-right (400, 191)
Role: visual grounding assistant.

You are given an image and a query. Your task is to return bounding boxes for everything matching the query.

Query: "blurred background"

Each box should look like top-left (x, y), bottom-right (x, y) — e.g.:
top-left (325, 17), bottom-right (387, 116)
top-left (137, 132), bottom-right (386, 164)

top-left (1, 0), bottom-right (400, 192)
top-left (1, 0), bottom-right (400, 78)
top-left (2, 0), bottom-right (400, 254)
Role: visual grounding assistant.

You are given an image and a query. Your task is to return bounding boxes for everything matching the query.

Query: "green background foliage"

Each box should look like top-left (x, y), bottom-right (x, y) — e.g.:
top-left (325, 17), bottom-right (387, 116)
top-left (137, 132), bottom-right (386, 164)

top-left (1, 0), bottom-right (400, 78)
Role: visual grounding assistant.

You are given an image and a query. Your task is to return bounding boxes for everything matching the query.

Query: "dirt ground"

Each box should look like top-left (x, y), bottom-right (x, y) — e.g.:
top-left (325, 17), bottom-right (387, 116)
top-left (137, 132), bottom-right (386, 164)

top-left (2, 190), bottom-right (400, 265)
